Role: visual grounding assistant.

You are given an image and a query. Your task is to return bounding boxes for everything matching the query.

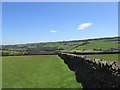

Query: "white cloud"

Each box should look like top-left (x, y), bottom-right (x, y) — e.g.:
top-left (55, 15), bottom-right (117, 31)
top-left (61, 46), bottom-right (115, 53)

top-left (49, 30), bottom-right (57, 33)
top-left (77, 23), bottom-right (92, 30)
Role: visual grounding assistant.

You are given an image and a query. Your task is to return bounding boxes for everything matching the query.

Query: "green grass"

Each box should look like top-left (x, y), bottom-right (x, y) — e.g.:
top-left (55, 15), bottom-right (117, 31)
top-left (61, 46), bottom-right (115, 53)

top-left (44, 42), bottom-right (84, 51)
top-left (76, 40), bottom-right (118, 50)
top-left (86, 54), bottom-right (119, 61)
top-left (2, 55), bottom-right (82, 88)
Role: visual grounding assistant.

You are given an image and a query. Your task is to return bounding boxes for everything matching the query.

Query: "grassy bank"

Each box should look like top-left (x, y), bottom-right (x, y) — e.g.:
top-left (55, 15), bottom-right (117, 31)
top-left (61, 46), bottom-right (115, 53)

top-left (86, 54), bottom-right (119, 61)
top-left (2, 55), bottom-right (82, 88)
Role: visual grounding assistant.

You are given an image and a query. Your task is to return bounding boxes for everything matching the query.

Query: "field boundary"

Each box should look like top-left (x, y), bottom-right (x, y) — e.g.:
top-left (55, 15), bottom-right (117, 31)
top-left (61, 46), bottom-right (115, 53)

top-left (1, 51), bottom-right (120, 56)
top-left (68, 51), bottom-right (120, 55)
top-left (58, 53), bottom-right (120, 88)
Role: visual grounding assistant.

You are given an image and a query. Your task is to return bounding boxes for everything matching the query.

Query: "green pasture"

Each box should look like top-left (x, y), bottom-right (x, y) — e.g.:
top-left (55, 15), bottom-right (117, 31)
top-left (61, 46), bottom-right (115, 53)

top-left (76, 40), bottom-right (118, 50)
top-left (86, 54), bottom-right (119, 61)
top-left (2, 55), bottom-right (82, 88)
top-left (44, 42), bottom-right (84, 51)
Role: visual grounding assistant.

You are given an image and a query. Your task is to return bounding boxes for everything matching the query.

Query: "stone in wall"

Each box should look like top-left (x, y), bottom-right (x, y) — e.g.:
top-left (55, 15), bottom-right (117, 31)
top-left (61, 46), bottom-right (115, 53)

top-left (58, 53), bottom-right (120, 88)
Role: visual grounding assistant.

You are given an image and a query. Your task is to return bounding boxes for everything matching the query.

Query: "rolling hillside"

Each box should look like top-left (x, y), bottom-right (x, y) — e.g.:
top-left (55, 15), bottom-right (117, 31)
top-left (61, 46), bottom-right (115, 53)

top-left (1, 36), bottom-right (120, 56)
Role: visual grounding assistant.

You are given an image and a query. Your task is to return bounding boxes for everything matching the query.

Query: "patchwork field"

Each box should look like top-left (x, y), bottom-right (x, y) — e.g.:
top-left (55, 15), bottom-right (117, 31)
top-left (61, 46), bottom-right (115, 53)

top-left (2, 36), bottom-right (119, 56)
top-left (86, 54), bottom-right (119, 61)
top-left (2, 55), bottom-right (82, 88)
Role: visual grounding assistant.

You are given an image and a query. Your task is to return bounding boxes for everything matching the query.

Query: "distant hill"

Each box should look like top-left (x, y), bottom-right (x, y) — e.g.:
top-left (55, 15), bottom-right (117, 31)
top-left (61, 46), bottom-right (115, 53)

top-left (1, 36), bottom-right (120, 56)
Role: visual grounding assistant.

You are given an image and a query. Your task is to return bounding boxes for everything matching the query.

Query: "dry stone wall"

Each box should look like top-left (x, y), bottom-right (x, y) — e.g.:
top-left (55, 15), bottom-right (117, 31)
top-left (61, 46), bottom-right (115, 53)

top-left (58, 53), bottom-right (120, 88)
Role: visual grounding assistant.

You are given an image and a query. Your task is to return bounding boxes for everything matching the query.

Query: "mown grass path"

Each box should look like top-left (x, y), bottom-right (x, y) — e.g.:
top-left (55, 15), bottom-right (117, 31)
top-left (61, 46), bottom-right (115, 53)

top-left (2, 55), bottom-right (81, 88)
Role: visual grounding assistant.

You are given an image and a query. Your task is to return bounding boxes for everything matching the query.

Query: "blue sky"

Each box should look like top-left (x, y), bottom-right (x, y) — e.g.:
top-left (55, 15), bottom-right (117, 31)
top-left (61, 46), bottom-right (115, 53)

top-left (2, 2), bottom-right (118, 45)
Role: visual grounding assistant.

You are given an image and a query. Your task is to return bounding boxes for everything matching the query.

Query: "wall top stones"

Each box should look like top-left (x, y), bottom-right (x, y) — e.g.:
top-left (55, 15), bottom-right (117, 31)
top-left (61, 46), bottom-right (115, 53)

top-left (59, 53), bottom-right (120, 70)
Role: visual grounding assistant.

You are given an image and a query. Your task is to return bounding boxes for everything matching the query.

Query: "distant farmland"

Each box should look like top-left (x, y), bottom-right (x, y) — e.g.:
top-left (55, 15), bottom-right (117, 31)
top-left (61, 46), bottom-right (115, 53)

top-left (1, 36), bottom-right (119, 56)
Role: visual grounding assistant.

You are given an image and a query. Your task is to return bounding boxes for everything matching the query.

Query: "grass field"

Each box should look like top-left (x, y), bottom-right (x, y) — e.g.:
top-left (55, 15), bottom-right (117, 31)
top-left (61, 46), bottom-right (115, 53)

top-left (86, 54), bottom-right (119, 61)
top-left (76, 40), bottom-right (118, 50)
top-left (2, 55), bottom-right (82, 88)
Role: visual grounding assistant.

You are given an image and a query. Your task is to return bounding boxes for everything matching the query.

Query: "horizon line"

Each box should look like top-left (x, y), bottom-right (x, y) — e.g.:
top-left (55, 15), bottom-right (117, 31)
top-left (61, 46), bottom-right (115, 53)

top-left (2, 35), bottom-right (119, 46)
